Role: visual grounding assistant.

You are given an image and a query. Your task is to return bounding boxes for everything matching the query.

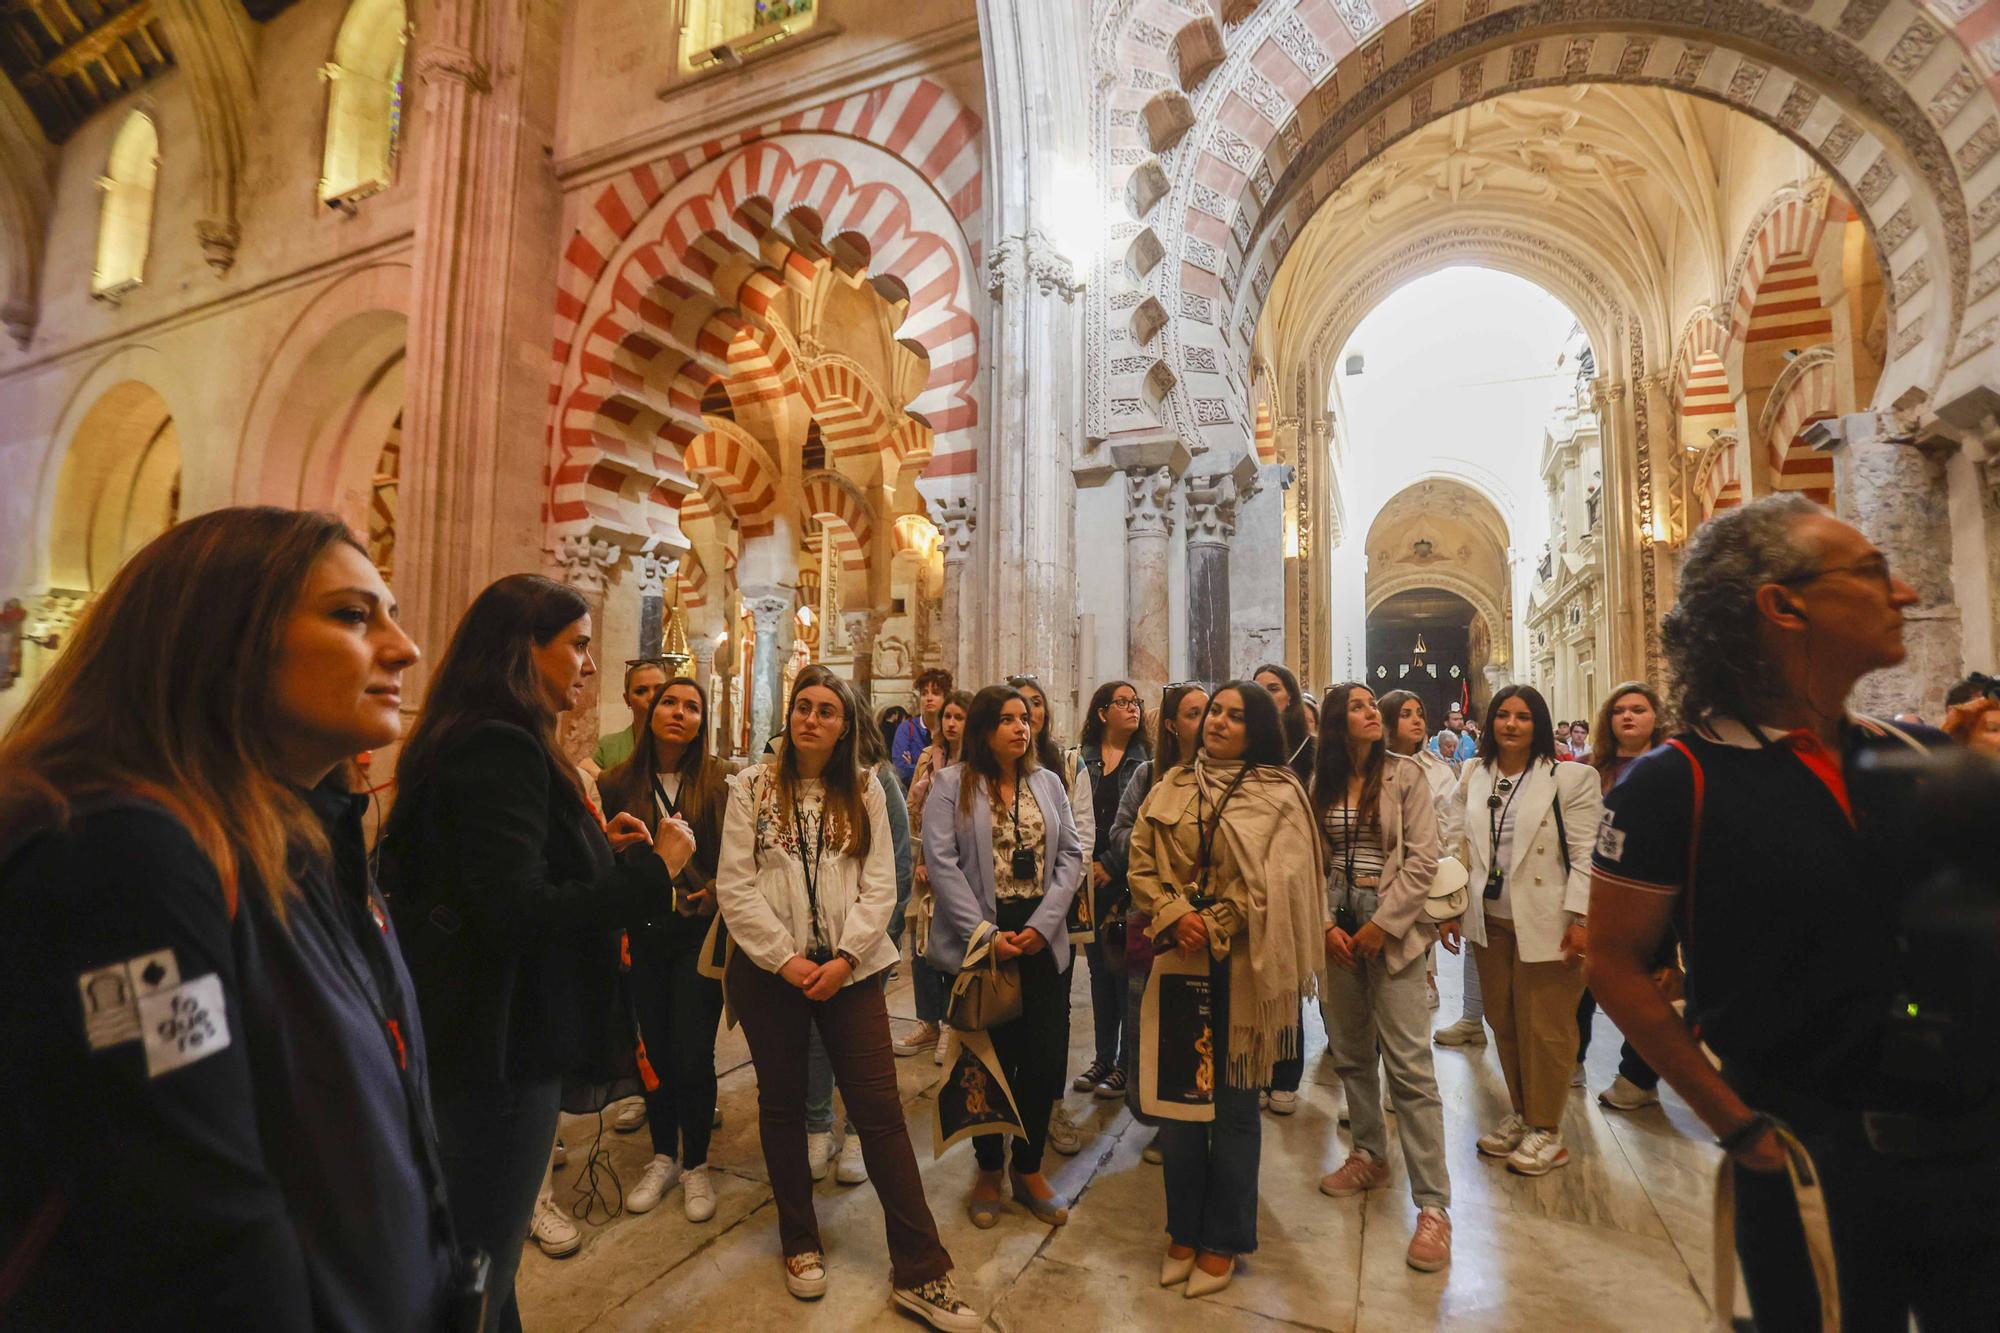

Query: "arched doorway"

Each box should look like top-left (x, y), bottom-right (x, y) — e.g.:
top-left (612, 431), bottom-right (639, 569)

top-left (1362, 475), bottom-right (1515, 715)
top-left (1365, 587), bottom-right (1483, 725)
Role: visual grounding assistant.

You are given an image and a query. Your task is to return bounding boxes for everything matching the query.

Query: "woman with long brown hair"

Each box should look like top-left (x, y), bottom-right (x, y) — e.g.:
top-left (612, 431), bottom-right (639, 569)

top-left (898, 688), bottom-right (973, 1062)
top-left (1311, 683), bottom-right (1454, 1272)
top-left (0, 508), bottom-right (458, 1328)
top-left (597, 677), bottom-right (732, 1223)
top-left (380, 573), bottom-right (692, 1331)
top-left (715, 665), bottom-right (974, 1330)
top-left (1587, 680), bottom-right (1668, 794)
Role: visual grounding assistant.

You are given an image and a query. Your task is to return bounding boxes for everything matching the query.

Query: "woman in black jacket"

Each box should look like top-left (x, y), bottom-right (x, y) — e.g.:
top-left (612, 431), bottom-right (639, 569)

top-left (596, 677), bottom-right (731, 1223)
top-left (0, 508), bottom-right (456, 1330)
top-left (380, 574), bottom-right (692, 1332)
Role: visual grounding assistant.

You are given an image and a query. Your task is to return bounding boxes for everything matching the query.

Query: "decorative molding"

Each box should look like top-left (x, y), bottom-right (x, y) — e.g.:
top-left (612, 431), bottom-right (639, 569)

top-left (550, 532), bottom-right (621, 593)
top-left (988, 228), bottom-right (1084, 300)
top-left (935, 494), bottom-right (976, 562)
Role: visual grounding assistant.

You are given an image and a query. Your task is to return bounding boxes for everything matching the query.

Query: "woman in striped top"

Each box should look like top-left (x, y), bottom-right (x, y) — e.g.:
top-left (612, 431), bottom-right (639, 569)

top-left (1312, 683), bottom-right (1454, 1274)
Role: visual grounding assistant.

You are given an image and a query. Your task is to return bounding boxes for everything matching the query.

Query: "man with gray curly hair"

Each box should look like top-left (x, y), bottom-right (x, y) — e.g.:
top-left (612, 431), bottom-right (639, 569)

top-left (1583, 495), bottom-right (1999, 1328)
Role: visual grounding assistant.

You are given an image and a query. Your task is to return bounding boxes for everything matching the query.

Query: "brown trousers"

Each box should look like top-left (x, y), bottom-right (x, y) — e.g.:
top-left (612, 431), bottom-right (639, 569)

top-left (727, 951), bottom-right (952, 1288)
top-left (1475, 918), bottom-right (1587, 1130)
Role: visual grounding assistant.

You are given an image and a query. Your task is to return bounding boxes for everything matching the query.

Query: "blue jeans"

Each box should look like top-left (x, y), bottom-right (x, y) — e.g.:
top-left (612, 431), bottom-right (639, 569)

top-left (1084, 941), bottom-right (1124, 1068)
top-left (911, 956), bottom-right (949, 1025)
top-left (805, 1027), bottom-right (840, 1134)
top-left (1159, 969), bottom-right (1261, 1256)
top-left (433, 1078), bottom-right (562, 1333)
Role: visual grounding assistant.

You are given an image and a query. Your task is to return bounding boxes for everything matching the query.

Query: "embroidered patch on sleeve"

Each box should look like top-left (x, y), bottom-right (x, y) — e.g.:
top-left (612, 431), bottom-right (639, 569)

top-left (77, 949), bottom-right (184, 1051)
top-left (1594, 810), bottom-right (1627, 862)
top-left (139, 973), bottom-right (231, 1078)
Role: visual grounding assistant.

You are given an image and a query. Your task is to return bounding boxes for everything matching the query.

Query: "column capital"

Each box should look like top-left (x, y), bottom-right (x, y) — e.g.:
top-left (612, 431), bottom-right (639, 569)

top-left (987, 227), bottom-right (1083, 302)
top-left (742, 588), bottom-right (794, 624)
top-left (549, 532), bottom-right (620, 593)
top-left (1182, 454), bottom-right (1261, 548)
top-left (1108, 433), bottom-right (1192, 478)
top-left (1125, 465), bottom-right (1176, 538)
top-left (935, 495), bottom-right (977, 562)
top-left (636, 550), bottom-right (675, 596)
top-left (841, 609), bottom-right (885, 645)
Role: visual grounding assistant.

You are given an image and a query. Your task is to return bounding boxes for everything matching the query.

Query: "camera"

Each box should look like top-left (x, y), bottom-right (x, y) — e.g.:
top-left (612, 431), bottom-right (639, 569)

top-left (1010, 846), bottom-right (1038, 881)
top-left (805, 944), bottom-right (835, 965)
top-left (1961, 671), bottom-right (2000, 702)
top-left (1483, 867), bottom-right (1504, 900)
top-left (1850, 746), bottom-right (2000, 1113)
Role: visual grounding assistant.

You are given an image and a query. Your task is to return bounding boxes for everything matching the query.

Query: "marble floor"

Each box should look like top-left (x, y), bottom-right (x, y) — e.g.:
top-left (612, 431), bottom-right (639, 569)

top-left (517, 960), bottom-right (1737, 1331)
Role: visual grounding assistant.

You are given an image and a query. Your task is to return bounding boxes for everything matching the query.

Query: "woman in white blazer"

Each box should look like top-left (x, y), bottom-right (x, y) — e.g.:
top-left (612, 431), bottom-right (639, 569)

top-left (925, 684), bottom-right (1085, 1229)
top-left (1450, 684), bottom-right (1602, 1178)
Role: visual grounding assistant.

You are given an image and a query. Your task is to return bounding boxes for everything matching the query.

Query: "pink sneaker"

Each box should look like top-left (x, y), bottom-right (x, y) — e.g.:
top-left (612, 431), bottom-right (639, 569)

top-left (1317, 1150), bottom-right (1389, 1198)
top-left (1406, 1206), bottom-right (1451, 1271)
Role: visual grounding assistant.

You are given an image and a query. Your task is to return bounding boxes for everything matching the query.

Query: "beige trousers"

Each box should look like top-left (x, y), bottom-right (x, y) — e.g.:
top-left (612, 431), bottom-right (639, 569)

top-left (1476, 918), bottom-right (1586, 1130)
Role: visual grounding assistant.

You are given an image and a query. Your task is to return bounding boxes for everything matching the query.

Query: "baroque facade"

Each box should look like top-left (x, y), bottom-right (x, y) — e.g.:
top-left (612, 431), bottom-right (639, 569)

top-left (6, 0), bottom-right (2000, 748)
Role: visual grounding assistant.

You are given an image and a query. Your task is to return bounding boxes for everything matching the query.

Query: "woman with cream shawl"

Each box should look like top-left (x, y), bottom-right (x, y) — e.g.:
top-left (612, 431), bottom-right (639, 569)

top-left (1128, 680), bottom-right (1329, 1300)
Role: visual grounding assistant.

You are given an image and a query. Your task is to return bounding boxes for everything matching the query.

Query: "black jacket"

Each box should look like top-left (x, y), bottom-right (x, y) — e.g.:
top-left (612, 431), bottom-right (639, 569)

top-left (379, 720), bottom-right (673, 1096)
top-left (0, 787), bottom-right (453, 1331)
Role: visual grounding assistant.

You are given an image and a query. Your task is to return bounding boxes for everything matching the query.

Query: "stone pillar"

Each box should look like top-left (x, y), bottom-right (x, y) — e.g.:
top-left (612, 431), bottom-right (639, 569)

top-left (396, 0), bottom-right (565, 686)
top-left (1112, 437), bottom-right (1188, 701)
top-left (687, 632), bottom-right (716, 700)
top-left (1842, 415), bottom-right (1961, 716)
top-left (842, 611), bottom-right (883, 700)
top-left (936, 497), bottom-right (976, 682)
top-left (550, 533), bottom-right (619, 763)
top-left (744, 589), bottom-right (794, 754)
top-left (635, 551), bottom-right (669, 660)
top-left (1184, 458), bottom-right (1256, 686)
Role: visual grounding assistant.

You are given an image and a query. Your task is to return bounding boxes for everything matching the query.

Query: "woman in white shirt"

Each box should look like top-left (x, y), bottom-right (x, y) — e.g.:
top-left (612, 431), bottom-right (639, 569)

top-left (716, 666), bottom-right (976, 1331)
top-left (1450, 684), bottom-right (1602, 1177)
top-left (1379, 690), bottom-right (1468, 1021)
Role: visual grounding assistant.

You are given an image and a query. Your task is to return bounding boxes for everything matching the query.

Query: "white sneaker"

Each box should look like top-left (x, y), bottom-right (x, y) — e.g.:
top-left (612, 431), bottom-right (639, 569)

top-left (530, 1194), bottom-right (581, 1256)
top-left (896, 1022), bottom-right (941, 1057)
top-left (1047, 1103), bottom-right (1083, 1156)
top-left (627, 1154), bottom-right (681, 1213)
top-left (614, 1097), bottom-right (648, 1134)
top-left (1571, 1062), bottom-right (1586, 1088)
top-left (1433, 1017), bottom-right (1487, 1047)
top-left (1266, 1089), bottom-right (1298, 1115)
top-left (1507, 1127), bottom-right (1570, 1176)
top-left (1476, 1112), bottom-right (1529, 1157)
top-left (836, 1133), bottom-right (868, 1184)
top-left (1598, 1075), bottom-right (1661, 1111)
top-left (682, 1163), bottom-right (717, 1222)
top-left (807, 1130), bottom-right (836, 1181)
top-left (934, 1025), bottom-right (951, 1066)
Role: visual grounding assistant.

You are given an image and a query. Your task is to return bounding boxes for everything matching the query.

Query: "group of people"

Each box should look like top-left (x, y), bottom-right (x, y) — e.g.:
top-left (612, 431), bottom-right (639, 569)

top-left (4, 492), bottom-right (1996, 1331)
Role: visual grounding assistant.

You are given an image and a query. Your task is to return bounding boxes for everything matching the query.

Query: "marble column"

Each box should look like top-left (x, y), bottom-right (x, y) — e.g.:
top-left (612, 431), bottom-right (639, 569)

top-left (1184, 461), bottom-right (1255, 686)
top-left (975, 0), bottom-right (1090, 724)
top-left (396, 0), bottom-right (566, 686)
top-left (842, 610), bottom-right (883, 701)
top-left (936, 497), bottom-right (976, 682)
top-left (1111, 437), bottom-right (1187, 701)
top-left (687, 633), bottom-right (716, 702)
top-left (550, 533), bottom-right (620, 763)
top-left (744, 589), bottom-right (794, 755)
top-left (635, 551), bottom-right (670, 660)
top-left (1841, 413), bottom-right (1962, 717)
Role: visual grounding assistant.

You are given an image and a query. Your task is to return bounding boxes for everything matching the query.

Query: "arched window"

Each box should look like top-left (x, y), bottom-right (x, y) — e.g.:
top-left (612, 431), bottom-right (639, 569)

top-left (680, 0), bottom-right (816, 73)
top-left (320, 0), bottom-right (407, 207)
top-left (93, 113), bottom-right (159, 298)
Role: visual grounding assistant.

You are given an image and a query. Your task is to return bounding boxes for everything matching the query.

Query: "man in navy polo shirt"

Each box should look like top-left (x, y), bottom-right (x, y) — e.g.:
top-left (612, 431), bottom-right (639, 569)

top-left (1587, 495), bottom-right (2000, 1329)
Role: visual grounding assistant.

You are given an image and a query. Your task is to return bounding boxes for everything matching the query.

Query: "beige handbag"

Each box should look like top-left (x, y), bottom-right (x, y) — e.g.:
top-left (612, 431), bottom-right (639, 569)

top-left (945, 920), bottom-right (1023, 1031)
top-left (1424, 855), bottom-right (1471, 922)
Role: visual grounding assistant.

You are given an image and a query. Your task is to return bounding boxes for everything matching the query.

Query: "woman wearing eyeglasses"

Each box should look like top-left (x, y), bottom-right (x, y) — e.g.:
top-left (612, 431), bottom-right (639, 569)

top-left (1066, 680), bottom-right (1150, 1101)
top-left (1451, 684), bottom-right (1602, 1176)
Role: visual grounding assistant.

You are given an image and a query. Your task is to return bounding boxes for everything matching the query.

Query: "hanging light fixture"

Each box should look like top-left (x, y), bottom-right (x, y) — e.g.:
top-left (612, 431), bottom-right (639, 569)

top-left (1412, 631), bottom-right (1429, 664)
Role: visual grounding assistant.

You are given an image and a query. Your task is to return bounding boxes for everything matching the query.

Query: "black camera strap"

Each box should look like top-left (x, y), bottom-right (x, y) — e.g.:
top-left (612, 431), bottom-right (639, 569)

top-left (790, 790), bottom-right (830, 956)
top-left (1486, 772), bottom-right (1523, 874)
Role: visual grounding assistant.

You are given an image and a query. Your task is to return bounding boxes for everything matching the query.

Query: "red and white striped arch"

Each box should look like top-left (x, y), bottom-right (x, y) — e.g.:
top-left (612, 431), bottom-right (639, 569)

top-left (548, 77), bottom-right (984, 548)
top-left (1700, 440), bottom-right (1742, 519)
top-left (801, 471), bottom-right (873, 573)
top-left (676, 548), bottom-right (709, 609)
top-left (1764, 353), bottom-right (1840, 508)
top-left (802, 358), bottom-right (890, 461)
top-left (683, 419), bottom-right (783, 535)
top-left (1728, 192), bottom-right (1833, 350)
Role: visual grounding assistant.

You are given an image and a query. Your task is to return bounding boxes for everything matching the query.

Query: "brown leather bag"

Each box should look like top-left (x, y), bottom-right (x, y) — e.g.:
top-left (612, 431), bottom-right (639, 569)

top-left (946, 920), bottom-right (1023, 1030)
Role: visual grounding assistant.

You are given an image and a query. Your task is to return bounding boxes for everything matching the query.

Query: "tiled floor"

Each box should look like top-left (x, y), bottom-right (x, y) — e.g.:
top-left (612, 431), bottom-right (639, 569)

top-left (517, 960), bottom-right (1731, 1331)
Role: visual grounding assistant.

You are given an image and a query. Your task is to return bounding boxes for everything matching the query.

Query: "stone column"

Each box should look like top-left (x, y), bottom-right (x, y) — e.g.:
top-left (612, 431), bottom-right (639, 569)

top-left (975, 0), bottom-right (1091, 723)
top-left (635, 551), bottom-right (670, 660)
top-left (1112, 437), bottom-right (1188, 701)
top-left (1842, 410), bottom-right (1961, 716)
top-left (743, 589), bottom-right (794, 754)
top-left (842, 611), bottom-right (883, 700)
top-left (687, 632), bottom-right (716, 700)
top-left (550, 533), bottom-right (619, 763)
top-left (396, 0), bottom-right (565, 685)
top-left (936, 497), bottom-right (976, 682)
top-left (1184, 458), bottom-right (1256, 686)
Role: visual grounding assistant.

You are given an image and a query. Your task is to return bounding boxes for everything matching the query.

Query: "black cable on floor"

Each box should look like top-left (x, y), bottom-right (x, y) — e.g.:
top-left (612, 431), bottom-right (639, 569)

top-left (567, 1110), bottom-right (626, 1224)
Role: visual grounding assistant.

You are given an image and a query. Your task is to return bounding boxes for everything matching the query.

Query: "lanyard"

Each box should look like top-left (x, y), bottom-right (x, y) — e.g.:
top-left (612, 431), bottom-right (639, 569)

top-left (1488, 771), bottom-right (1524, 865)
top-left (1193, 766), bottom-right (1249, 894)
top-left (790, 791), bottom-right (829, 953)
top-left (1009, 772), bottom-right (1024, 843)
top-left (650, 773), bottom-right (682, 821)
